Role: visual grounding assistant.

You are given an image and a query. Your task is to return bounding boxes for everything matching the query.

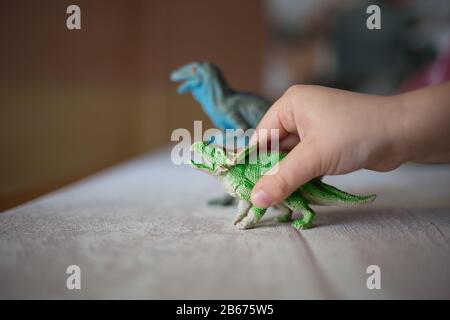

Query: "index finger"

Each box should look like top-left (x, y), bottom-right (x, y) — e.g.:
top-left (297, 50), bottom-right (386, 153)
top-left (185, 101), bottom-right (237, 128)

top-left (250, 94), bottom-right (297, 147)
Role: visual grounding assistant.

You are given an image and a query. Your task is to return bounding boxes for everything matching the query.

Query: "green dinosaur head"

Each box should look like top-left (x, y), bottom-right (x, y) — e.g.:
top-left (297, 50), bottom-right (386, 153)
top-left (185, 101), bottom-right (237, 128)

top-left (190, 141), bottom-right (257, 176)
top-left (190, 141), bottom-right (234, 175)
top-left (170, 61), bottom-right (227, 94)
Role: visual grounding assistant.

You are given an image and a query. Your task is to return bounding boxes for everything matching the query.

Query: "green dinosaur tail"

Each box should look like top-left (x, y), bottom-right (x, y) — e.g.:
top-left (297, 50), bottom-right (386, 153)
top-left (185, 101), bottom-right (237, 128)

top-left (299, 179), bottom-right (376, 207)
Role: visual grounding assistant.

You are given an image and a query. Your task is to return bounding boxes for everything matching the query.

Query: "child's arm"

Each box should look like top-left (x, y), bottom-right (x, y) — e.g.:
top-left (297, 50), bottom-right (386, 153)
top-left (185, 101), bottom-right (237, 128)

top-left (250, 82), bottom-right (450, 208)
top-left (399, 82), bottom-right (450, 164)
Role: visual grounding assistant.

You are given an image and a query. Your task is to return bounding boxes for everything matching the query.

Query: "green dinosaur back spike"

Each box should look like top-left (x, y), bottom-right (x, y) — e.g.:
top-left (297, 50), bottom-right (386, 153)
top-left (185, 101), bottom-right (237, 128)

top-left (234, 143), bottom-right (258, 165)
top-left (300, 179), bottom-right (376, 206)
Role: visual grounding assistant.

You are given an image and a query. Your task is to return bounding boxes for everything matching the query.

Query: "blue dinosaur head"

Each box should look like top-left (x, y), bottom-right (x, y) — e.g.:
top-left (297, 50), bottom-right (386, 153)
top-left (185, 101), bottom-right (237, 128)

top-left (170, 61), bottom-right (226, 94)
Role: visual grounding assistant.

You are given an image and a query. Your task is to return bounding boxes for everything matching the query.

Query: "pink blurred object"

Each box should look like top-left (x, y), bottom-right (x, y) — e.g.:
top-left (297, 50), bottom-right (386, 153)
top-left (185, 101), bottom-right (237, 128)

top-left (400, 48), bottom-right (450, 92)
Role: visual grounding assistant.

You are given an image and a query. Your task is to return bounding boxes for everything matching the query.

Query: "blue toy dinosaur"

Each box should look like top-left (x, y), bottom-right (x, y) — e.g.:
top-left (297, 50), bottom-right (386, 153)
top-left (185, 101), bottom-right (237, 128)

top-left (171, 61), bottom-right (272, 205)
top-left (170, 61), bottom-right (271, 131)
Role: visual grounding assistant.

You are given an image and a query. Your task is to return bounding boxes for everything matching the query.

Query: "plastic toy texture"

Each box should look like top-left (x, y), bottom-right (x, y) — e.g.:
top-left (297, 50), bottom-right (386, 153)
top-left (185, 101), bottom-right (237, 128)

top-left (190, 141), bottom-right (376, 230)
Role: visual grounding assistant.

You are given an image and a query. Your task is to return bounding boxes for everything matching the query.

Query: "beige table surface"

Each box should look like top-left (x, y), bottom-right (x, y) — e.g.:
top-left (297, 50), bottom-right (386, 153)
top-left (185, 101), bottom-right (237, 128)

top-left (1, 148), bottom-right (449, 299)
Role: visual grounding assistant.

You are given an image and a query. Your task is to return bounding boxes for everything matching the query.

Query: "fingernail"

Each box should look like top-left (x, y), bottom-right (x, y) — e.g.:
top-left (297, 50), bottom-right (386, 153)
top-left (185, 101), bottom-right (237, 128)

top-left (251, 190), bottom-right (273, 208)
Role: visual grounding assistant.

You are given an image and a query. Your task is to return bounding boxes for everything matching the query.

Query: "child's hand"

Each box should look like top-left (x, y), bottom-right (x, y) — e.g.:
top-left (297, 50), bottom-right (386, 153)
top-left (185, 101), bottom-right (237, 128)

top-left (250, 83), bottom-right (450, 208)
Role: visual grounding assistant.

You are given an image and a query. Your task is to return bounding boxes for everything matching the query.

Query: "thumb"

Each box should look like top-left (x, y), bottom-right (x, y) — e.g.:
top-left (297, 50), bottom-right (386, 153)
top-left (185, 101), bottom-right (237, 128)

top-left (251, 142), bottom-right (321, 208)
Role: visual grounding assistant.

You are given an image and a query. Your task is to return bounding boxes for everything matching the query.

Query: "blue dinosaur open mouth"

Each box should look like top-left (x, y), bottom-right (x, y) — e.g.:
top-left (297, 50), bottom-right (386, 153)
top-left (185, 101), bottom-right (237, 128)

top-left (172, 77), bottom-right (201, 94)
top-left (170, 69), bottom-right (188, 82)
top-left (170, 65), bottom-right (201, 94)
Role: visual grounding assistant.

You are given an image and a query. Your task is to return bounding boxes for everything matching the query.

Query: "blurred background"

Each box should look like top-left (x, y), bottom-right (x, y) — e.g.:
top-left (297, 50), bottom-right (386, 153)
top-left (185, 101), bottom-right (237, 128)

top-left (1, 0), bottom-right (450, 211)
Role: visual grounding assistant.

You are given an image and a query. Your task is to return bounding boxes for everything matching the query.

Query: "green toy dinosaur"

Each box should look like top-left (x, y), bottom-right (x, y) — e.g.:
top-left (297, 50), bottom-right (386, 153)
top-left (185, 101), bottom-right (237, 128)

top-left (190, 141), bottom-right (376, 230)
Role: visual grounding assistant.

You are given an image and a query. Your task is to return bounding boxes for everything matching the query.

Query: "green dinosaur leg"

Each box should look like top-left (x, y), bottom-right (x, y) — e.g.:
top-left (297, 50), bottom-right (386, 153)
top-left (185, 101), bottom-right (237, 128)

top-left (275, 205), bottom-right (293, 223)
top-left (207, 193), bottom-right (235, 206)
top-left (284, 194), bottom-right (316, 230)
top-left (233, 200), bottom-right (252, 225)
top-left (236, 206), bottom-right (266, 230)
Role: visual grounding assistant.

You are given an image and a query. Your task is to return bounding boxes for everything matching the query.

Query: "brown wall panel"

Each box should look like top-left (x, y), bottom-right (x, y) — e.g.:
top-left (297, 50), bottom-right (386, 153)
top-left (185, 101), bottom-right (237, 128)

top-left (0, 0), bottom-right (266, 210)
